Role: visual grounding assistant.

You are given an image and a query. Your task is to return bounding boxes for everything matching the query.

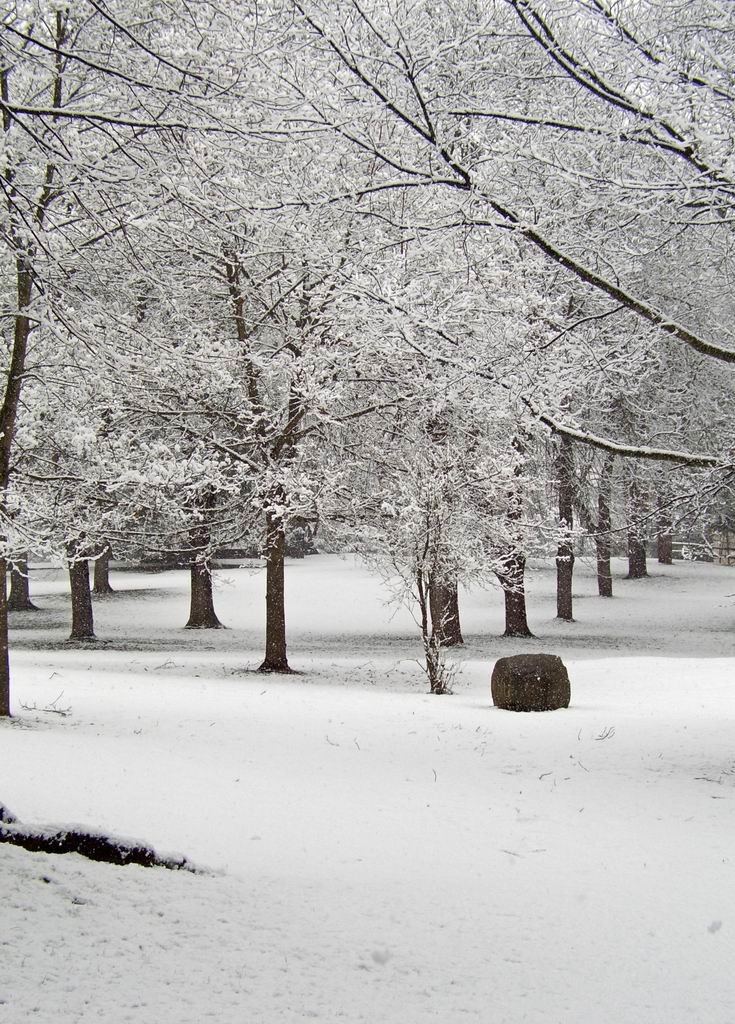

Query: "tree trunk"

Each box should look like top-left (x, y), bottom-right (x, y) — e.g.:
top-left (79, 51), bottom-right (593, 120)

top-left (185, 555), bottom-right (222, 629)
top-left (0, 560), bottom-right (9, 716)
top-left (259, 508), bottom-right (290, 672)
top-left (8, 557), bottom-right (38, 611)
top-left (185, 494), bottom-right (222, 628)
top-left (68, 549), bottom-right (95, 641)
top-left (498, 553), bottom-right (533, 637)
top-left (555, 437), bottom-right (575, 620)
top-left (0, 265), bottom-right (34, 715)
top-left (417, 570), bottom-right (451, 694)
top-left (626, 481), bottom-right (648, 579)
top-left (497, 436), bottom-right (533, 637)
top-left (655, 481), bottom-right (674, 564)
top-left (429, 576), bottom-right (463, 646)
top-left (596, 454), bottom-right (614, 597)
top-left (657, 531), bottom-right (673, 565)
top-left (93, 545), bottom-right (114, 595)
top-left (628, 535), bottom-right (648, 579)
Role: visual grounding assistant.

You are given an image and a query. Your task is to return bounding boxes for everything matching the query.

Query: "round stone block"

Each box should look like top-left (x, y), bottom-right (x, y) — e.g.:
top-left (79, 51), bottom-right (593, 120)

top-left (491, 653), bottom-right (570, 712)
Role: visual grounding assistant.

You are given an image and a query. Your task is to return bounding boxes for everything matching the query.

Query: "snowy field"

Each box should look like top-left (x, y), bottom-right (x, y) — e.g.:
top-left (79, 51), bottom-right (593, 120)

top-left (1, 553), bottom-right (734, 1024)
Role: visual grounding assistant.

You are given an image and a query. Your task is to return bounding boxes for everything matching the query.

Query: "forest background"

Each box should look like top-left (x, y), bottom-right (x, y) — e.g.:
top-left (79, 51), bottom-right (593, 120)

top-left (1, 0), bottom-right (734, 711)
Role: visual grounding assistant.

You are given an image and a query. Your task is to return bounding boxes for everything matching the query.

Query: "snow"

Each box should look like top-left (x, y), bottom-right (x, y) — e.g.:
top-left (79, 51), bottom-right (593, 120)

top-left (1, 554), bottom-right (734, 1023)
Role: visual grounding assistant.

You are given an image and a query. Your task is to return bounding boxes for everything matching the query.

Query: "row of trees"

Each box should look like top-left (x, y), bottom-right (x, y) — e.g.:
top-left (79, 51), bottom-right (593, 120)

top-left (1, 0), bottom-right (733, 712)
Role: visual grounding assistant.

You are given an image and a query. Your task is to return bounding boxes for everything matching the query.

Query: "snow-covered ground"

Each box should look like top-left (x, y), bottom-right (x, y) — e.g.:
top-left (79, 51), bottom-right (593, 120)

top-left (1, 554), bottom-right (734, 1023)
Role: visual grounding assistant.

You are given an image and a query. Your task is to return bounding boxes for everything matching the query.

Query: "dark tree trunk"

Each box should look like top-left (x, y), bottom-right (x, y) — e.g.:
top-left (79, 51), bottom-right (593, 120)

top-left (0, 561), bottom-right (9, 716)
top-left (185, 556), bottom-right (222, 629)
top-left (556, 546), bottom-right (574, 619)
top-left (93, 545), bottom-right (114, 595)
top-left (417, 570), bottom-right (430, 648)
top-left (429, 576), bottom-right (463, 646)
top-left (417, 570), bottom-right (451, 694)
top-left (0, 26), bottom-right (62, 710)
top-left (497, 435), bottom-right (533, 637)
top-left (596, 454), bottom-right (614, 597)
top-left (628, 535), bottom-right (648, 579)
top-left (626, 481), bottom-right (648, 579)
top-left (68, 549), bottom-right (95, 641)
top-left (8, 557), bottom-right (38, 611)
top-left (259, 508), bottom-right (291, 672)
top-left (185, 495), bottom-right (222, 628)
top-left (657, 531), bottom-right (673, 565)
top-left (555, 438), bottom-right (575, 621)
top-left (497, 553), bottom-right (533, 637)
top-left (0, 266), bottom-right (34, 715)
top-left (655, 478), bottom-right (674, 564)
